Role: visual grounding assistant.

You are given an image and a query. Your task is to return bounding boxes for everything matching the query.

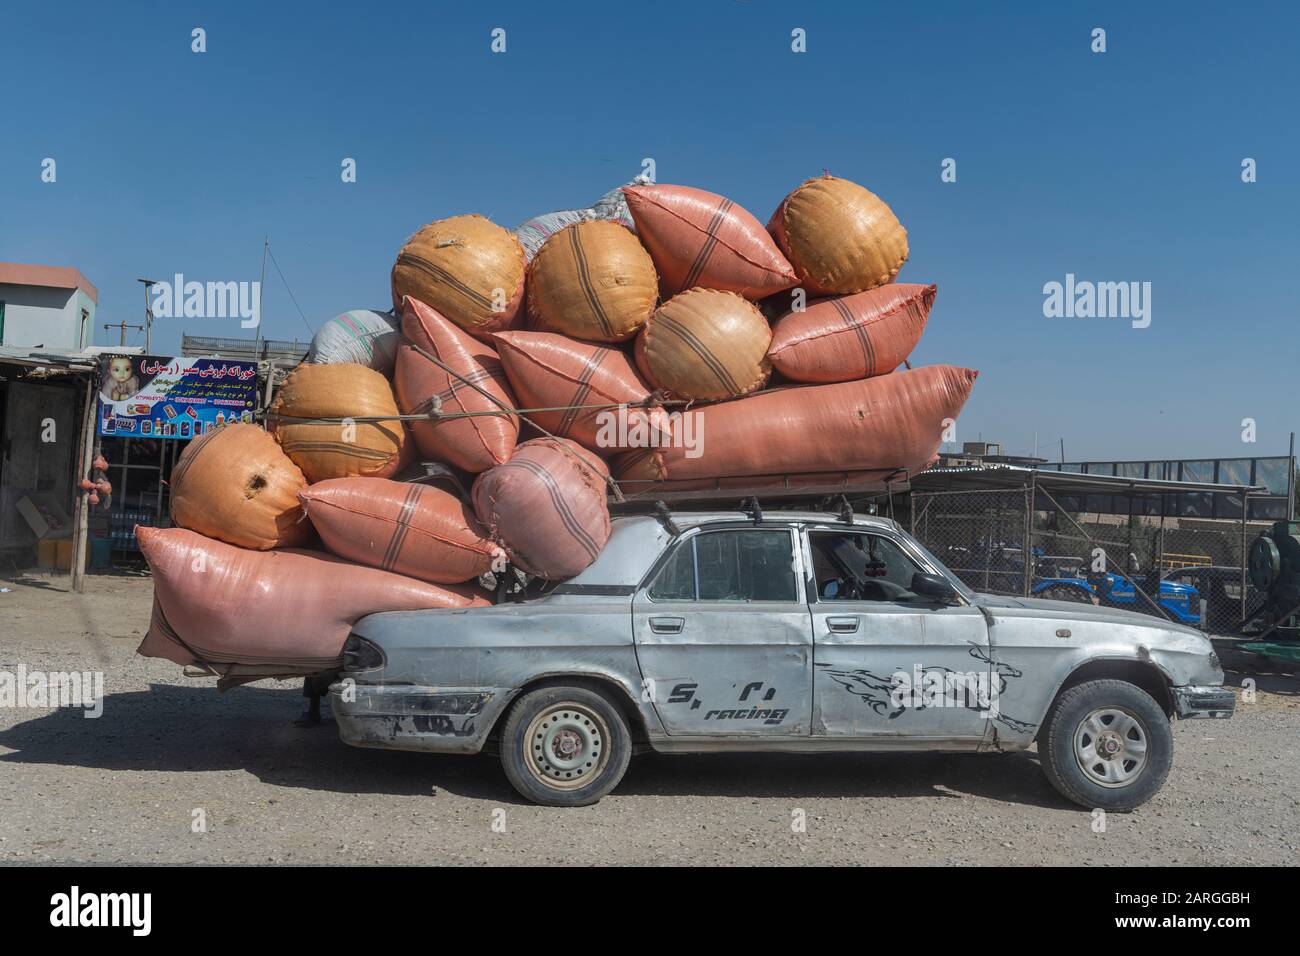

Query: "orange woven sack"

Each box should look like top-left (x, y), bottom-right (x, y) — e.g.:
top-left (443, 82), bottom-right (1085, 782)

top-left (526, 220), bottom-right (658, 343)
top-left (493, 330), bottom-right (669, 455)
top-left (472, 437), bottom-right (611, 579)
top-left (300, 477), bottom-right (502, 584)
top-left (624, 184), bottom-right (796, 299)
top-left (135, 526), bottom-right (488, 669)
top-left (269, 363), bottom-right (407, 483)
top-left (169, 423), bottom-right (311, 550)
top-left (391, 214), bottom-right (526, 338)
top-left (394, 296), bottom-right (519, 473)
top-left (768, 284), bottom-right (936, 383)
top-left (768, 175), bottom-right (908, 296)
top-left (635, 288), bottom-right (771, 401)
top-left (615, 365), bottom-right (976, 482)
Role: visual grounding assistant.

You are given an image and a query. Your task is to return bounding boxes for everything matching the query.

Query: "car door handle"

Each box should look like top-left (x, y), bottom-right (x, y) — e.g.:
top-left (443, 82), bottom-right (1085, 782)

top-left (649, 616), bottom-right (685, 634)
top-left (826, 617), bottom-right (860, 634)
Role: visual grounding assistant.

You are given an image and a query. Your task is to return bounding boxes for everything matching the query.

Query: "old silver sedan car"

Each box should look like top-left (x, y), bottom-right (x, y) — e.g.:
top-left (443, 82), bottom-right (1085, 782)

top-left (330, 510), bottom-right (1233, 809)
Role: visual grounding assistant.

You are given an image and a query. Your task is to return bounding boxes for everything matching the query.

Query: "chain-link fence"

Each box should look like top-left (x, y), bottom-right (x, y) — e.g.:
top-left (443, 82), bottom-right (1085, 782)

top-left (908, 486), bottom-right (1265, 636)
top-left (910, 489), bottom-right (1032, 597)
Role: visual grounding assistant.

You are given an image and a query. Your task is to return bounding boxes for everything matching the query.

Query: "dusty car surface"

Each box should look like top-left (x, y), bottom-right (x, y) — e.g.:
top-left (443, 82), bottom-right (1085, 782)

top-left (330, 509), bottom-right (1234, 809)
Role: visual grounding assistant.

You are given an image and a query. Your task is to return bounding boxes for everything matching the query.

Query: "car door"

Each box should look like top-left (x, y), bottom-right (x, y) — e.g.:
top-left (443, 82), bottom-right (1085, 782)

top-left (804, 524), bottom-right (997, 740)
top-left (632, 523), bottom-right (813, 736)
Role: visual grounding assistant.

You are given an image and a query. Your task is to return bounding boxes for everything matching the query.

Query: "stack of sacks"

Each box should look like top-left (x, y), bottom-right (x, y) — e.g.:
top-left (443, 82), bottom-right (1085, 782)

top-left (137, 170), bottom-right (978, 678)
top-left (144, 417), bottom-right (493, 674)
top-left (605, 174), bottom-right (968, 488)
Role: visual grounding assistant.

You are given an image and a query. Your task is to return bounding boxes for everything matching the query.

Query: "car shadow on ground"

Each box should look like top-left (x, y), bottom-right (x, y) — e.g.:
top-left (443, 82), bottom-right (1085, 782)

top-left (0, 682), bottom-right (1075, 810)
top-left (617, 749), bottom-right (1066, 808)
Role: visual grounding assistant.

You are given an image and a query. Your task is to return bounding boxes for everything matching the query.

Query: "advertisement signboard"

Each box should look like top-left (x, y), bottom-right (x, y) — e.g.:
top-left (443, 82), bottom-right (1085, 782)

top-left (97, 354), bottom-right (258, 439)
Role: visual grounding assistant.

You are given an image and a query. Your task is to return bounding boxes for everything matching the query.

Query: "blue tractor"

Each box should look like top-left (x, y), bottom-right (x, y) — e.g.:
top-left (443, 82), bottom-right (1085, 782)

top-left (1031, 554), bottom-right (1201, 626)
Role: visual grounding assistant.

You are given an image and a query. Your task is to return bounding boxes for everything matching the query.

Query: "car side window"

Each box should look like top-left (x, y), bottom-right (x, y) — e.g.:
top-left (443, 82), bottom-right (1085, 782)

top-left (647, 529), bottom-right (797, 602)
top-left (648, 537), bottom-right (695, 601)
top-left (697, 530), bottom-right (796, 602)
top-left (809, 531), bottom-right (924, 602)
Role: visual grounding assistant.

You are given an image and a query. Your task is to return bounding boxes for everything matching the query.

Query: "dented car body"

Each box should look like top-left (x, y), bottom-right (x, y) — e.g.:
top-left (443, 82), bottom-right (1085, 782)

top-left (331, 510), bottom-right (1233, 808)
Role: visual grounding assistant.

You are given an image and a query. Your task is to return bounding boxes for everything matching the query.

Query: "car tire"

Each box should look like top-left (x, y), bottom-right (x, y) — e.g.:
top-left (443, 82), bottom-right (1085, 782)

top-left (499, 685), bottom-right (632, 807)
top-left (1038, 678), bottom-right (1172, 811)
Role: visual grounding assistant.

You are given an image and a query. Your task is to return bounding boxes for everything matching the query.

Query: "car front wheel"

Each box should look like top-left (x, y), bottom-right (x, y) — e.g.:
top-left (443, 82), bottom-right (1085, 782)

top-left (1038, 678), bottom-right (1172, 811)
top-left (499, 685), bottom-right (632, 807)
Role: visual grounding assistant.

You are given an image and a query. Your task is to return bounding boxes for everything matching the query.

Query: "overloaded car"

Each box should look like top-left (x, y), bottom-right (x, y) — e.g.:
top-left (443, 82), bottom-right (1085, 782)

top-left (331, 508), bottom-right (1234, 810)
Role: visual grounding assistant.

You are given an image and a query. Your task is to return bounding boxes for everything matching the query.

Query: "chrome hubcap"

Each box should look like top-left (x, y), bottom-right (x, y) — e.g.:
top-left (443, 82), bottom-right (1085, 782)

top-left (1074, 707), bottom-right (1148, 788)
top-left (524, 704), bottom-right (609, 791)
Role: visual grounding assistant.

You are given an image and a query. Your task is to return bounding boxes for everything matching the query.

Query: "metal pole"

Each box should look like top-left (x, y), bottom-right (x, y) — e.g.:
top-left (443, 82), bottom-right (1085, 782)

top-left (254, 237), bottom-right (267, 362)
top-left (1240, 490), bottom-right (1249, 625)
top-left (1287, 432), bottom-right (1296, 522)
top-left (137, 278), bottom-right (158, 353)
top-left (1023, 477), bottom-right (1033, 597)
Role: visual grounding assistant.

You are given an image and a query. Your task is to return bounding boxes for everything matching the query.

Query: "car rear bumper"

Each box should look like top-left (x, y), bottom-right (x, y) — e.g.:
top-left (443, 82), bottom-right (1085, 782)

top-left (330, 682), bottom-right (511, 754)
top-left (1172, 685), bottom-right (1235, 719)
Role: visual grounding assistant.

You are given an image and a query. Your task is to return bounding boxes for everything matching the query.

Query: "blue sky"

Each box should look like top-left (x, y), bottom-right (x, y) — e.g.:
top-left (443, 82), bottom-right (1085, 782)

top-left (3, 1), bottom-right (1297, 460)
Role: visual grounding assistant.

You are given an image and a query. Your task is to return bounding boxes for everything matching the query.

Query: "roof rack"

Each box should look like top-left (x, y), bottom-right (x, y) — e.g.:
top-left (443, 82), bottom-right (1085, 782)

top-left (608, 469), bottom-right (911, 507)
top-left (652, 500), bottom-right (682, 536)
top-left (830, 493), bottom-right (855, 525)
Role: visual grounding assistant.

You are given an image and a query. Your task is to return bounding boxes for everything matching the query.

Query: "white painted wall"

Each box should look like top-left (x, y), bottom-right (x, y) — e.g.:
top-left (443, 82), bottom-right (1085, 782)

top-left (0, 283), bottom-right (95, 349)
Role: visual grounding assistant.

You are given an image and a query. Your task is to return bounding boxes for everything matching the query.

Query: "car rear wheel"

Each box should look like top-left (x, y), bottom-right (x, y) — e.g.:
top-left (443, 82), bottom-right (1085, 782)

top-left (499, 685), bottom-right (632, 807)
top-left (1038, 679), bottom-right (1172, 811)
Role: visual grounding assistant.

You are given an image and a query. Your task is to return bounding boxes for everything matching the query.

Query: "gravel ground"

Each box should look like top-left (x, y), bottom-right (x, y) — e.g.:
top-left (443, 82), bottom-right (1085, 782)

top-left (2, 572), bottom-right (1297, 866)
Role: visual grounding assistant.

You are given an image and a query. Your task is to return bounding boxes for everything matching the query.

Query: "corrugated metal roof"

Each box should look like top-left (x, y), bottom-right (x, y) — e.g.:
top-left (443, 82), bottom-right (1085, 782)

top-left (0, 345), bottom-right (141, 369)
top-left (911, 464), bottom-right (1264, 496)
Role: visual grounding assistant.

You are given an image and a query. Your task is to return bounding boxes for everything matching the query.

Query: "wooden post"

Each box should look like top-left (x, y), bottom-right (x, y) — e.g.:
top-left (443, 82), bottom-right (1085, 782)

top-left (70, 370), bottom-right (99, 592)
